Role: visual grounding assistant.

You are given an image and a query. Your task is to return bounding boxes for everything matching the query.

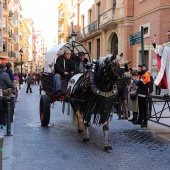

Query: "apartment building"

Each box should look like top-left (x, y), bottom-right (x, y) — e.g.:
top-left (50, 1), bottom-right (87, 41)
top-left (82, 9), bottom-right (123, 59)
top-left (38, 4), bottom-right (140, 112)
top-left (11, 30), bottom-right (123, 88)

top-left (19, 16), bottom-right (31, 73)
top-left (58, 0), bottom-right (68, 44)
top-left (34, 30), bottom-right (45, 72)
top-left (68, 0), bottom-right (170, 74)
top-left (1, 0), bottom-right (17, 69)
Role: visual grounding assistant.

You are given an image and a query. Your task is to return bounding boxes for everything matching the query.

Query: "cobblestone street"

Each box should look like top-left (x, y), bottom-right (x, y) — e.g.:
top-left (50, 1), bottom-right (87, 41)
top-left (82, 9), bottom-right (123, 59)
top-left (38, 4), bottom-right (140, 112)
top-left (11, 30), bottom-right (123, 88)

top-left (9, 84), bottom-right (170, 170)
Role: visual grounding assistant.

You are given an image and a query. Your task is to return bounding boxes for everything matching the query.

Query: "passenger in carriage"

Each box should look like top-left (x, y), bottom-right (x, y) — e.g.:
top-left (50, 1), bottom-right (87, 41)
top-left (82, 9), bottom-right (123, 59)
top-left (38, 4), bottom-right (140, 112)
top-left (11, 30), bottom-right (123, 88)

top-left (75, 51), bottom-right (88, 74)
top-left (54, 49), bottom-right (75, 97)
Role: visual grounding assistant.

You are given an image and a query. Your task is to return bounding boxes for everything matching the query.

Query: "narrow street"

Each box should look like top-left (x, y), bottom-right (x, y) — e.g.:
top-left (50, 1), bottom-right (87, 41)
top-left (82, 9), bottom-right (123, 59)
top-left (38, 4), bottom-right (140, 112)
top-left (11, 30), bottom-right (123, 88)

top-left (5, 84), bottom-right (170, 170)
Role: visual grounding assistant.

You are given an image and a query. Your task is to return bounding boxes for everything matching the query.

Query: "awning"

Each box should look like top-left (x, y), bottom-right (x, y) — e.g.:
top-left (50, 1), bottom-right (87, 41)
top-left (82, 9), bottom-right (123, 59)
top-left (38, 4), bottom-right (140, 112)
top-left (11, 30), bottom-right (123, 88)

top-left (44, 42), bottom-right (90, 73)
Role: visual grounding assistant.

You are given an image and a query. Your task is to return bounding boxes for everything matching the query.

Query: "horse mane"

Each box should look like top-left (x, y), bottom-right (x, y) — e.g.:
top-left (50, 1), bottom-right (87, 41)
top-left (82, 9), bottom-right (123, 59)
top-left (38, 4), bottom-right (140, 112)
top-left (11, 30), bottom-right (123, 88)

top-left (98, 54), bottom-right (113, 67)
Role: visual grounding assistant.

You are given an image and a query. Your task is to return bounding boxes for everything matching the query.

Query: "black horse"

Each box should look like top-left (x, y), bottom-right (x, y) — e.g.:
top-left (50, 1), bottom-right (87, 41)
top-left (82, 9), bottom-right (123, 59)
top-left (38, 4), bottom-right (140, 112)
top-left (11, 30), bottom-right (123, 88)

top-left (67, 54), bottom-right (124, 152)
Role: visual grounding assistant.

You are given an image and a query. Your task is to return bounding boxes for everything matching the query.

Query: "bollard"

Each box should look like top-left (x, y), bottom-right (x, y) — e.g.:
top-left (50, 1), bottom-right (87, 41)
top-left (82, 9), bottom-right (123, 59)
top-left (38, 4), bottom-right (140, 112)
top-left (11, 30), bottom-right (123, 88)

top-left (10, 96), bottom-right (15, 122)
top-left (0, 136), bottom-right (3, 170)
top-left (6, 102), bottom-right (12, 136)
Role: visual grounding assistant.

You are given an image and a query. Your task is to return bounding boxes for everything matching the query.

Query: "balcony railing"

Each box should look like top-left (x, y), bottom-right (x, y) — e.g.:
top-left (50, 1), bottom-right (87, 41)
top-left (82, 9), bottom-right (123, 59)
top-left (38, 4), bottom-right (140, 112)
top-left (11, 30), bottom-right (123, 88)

top-left (9, 31), bottom-right (16, 42)
top-left (100, 7), bottom-right (116, 26)
top-left (76, 20), bottom-right (99, 40)
top-left (8, 51), bottom-right (16, 58)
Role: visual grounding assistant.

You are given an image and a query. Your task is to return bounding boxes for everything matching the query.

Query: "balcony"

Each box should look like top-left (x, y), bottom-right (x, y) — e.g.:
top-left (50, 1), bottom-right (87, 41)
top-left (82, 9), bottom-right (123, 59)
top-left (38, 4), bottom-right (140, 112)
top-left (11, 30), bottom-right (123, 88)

top-left (8, 51), bottom-right (16, 58)
top-left (9, 14), bottom-right (16, 28)
top-left (76, 20), bottom-right (101, 41)
top-left (9, 31), bottom-right (16, 43)
top-left (100, 7), bottom-right (116, 30)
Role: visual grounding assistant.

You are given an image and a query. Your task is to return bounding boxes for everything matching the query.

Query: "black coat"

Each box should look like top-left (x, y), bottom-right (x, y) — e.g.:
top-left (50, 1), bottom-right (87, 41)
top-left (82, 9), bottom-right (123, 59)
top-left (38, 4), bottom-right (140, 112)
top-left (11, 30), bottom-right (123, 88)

top-left (55, 55), bottom-right (75, 76)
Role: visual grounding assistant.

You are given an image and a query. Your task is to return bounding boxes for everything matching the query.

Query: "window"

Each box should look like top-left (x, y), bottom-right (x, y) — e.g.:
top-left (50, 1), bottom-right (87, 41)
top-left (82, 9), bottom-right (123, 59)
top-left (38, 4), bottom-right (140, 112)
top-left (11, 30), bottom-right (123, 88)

top-left (88, 42), bottom-right (91, 53)
top-left (111, 33), bottom-right (118, 55)
top-left (96, 2), bottom-right (100, 25)
top-left (3, 39), bottom-right (7, 52)
top-left (96, 39), bottom-right (100, 60)
top-left (3, 17), bottom-right (7, 31)
top-left (81, 15), bottom-right (84, 29)
top-left (139, 23), bottom-right (150, 38)
top-left (88, 10), bottom-right (92, 24)
top-left (3, 0), bottom-right (7, 8)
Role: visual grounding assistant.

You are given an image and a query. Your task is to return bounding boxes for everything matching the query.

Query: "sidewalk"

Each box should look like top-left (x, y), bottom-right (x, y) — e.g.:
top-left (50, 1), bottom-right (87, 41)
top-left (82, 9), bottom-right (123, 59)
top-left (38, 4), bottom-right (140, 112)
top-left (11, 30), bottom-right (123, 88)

top-left (2, 83), bottom-right (24, 170)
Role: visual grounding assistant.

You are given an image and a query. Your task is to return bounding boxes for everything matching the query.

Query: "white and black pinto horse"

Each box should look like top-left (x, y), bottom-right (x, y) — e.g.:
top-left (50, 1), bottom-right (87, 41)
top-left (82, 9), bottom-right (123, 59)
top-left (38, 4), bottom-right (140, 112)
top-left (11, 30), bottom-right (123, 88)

top-left (66, 54), bottom-right (123, 152)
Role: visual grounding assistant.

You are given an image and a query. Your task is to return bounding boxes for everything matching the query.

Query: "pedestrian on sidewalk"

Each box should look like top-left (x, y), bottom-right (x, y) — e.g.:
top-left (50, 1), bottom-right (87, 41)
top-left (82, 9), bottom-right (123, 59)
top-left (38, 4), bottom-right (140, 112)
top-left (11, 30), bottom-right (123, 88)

top-left (0, 64), bottom-right (15, 130)
top-left (26, 73), bottom-right (33, 93)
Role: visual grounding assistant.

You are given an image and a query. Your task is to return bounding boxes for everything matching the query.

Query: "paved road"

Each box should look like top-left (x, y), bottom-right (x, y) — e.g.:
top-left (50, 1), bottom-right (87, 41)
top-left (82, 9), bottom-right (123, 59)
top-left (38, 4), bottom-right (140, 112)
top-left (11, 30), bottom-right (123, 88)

top-left (4, 84), bottom-right (170, 170)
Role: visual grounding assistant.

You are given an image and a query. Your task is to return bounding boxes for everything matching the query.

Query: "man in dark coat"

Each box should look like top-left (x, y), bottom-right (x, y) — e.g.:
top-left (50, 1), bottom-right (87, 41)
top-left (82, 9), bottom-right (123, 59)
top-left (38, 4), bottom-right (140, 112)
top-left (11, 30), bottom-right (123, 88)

top-left (0, 64), bottom-right (15, 129)
top-left (75, 51), bottom-right (88, 74)
top-left (55, 49), bottom-right (74, 97)
top-left (6, 62), bottom-right (14, 82)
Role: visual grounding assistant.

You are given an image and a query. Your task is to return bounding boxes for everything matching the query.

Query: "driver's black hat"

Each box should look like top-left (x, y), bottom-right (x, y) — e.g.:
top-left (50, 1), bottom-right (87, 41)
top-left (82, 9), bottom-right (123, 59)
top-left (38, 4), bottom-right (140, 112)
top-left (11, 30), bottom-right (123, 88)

top-left (78, 52), bottom-right (85, 56)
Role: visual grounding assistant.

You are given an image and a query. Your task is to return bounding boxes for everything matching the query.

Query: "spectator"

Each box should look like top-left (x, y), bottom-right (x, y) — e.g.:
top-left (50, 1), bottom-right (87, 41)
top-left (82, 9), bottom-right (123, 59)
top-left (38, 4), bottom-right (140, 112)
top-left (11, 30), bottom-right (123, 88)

top-left (26, 73), bottom-right (33, 93)
top-left (0, 64), bottom-right (15, 130)
top-left (128, 71), bottom-right (138, 123)
top-left (134, 63), bottom-right (150, 128)
top-left (6, 62), bottom-right (14, 82)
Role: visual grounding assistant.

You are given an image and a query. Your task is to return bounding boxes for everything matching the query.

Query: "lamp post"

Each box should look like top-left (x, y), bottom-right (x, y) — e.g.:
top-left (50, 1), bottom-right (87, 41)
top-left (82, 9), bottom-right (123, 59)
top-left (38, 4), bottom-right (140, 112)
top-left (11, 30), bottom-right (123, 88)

top-left (68, 30), bottom-right (77, 73)
top-left (19, 48), bottom-right (23, 76)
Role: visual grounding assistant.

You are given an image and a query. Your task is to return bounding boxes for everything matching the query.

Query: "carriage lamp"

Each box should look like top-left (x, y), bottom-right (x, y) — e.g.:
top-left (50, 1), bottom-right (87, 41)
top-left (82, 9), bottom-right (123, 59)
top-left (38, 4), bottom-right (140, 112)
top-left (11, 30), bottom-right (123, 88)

top-left (70, 30), bottom-right (77, 42)
top-left (19, 48), bottom-right (23, 75)
top-left (68, 35), bottom-right (72, 43)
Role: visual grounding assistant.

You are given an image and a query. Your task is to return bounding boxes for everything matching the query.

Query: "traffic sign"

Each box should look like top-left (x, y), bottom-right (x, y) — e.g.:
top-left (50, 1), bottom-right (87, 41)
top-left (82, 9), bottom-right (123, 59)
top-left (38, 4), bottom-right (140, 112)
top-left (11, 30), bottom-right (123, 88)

top-left (129, 31), bottom-right (141, 46)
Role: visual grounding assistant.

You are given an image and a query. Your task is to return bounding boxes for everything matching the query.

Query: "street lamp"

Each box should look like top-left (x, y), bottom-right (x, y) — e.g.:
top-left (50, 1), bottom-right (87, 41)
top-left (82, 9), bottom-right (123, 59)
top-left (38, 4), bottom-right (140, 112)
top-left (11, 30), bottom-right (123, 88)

top-left (68, 30), bottom-right (77, 73)
top-left (19, 48), bottom-right (23, 76)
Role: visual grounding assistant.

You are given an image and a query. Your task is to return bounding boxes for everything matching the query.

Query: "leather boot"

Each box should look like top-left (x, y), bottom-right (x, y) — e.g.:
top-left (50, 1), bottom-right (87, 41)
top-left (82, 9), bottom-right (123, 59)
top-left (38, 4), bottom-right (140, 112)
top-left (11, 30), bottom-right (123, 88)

top-left (133, 118), bottom-right (142, 125)
top-left (141, 119), bottom-right (147, 128)
top-left (132, 112), bottom-right (138, 123)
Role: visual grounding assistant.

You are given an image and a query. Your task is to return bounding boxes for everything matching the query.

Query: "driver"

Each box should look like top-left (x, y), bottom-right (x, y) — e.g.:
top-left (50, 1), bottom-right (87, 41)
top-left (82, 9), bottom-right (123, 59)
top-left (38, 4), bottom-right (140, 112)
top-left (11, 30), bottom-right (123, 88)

top-left (75, 52), bottom-right (88, 74)
top-left (55, 49), bottom-right (75, 97)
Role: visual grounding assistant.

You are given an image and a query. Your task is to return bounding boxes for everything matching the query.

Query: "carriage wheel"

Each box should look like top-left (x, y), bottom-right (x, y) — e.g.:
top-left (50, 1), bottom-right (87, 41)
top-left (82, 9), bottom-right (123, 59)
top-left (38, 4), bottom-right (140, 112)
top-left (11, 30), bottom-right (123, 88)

top-left (40, 95), bottom-right (50, 126)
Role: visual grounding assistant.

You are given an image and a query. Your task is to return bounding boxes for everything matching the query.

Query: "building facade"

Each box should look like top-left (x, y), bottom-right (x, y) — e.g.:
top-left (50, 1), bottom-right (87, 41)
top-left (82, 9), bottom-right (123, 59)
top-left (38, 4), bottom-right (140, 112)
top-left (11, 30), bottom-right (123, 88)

top-left (68, 0), bottom-right (170, 75)
top-left (58, 0), bottom-right (68, 44)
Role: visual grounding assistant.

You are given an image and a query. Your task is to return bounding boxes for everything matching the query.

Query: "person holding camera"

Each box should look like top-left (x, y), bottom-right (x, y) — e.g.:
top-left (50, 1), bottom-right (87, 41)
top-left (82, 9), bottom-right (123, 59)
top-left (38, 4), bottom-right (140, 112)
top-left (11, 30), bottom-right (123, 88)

top-left (133, 63), bottom-right (150, 128)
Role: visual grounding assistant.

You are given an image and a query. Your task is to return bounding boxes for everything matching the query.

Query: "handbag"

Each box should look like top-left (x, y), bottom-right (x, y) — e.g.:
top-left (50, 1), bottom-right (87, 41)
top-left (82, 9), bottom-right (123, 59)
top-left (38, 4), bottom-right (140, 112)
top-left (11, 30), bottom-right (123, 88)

top-left (130, 91), bottom-right (137, 100)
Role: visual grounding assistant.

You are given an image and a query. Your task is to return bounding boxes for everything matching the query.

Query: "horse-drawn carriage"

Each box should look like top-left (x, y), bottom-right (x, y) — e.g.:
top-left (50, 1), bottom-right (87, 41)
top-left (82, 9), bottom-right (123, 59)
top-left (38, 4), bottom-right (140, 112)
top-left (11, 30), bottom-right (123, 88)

top-left (39, 42), bottom-right (90, 126)
top-left (39, 42), bottom-right (128, 152)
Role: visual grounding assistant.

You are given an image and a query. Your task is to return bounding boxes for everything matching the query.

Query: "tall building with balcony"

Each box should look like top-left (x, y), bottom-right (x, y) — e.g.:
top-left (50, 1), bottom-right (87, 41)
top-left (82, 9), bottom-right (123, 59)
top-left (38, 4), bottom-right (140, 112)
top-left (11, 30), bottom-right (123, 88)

top-left (68, 0), bottom-right (170, 74)
top-left (34, 30), bottom-right (45, 72)
top-left (58, 0), bottom-right (68, 44)
top-left (1, 0), bottom-right (17, 69)
top-left (19, 16), bottom-right (31, 73)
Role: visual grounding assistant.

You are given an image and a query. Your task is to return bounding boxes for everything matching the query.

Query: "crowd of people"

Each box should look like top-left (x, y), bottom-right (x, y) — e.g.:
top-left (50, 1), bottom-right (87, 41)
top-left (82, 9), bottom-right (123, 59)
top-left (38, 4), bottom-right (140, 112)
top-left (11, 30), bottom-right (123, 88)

top-left (0, 62), bottom-right (42, 130)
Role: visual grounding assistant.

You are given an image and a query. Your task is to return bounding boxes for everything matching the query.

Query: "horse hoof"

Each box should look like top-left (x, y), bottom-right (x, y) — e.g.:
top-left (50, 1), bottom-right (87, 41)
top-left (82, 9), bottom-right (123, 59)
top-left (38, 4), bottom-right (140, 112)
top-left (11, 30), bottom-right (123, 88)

top-left (104, 146), bottom-right (112, 153)
top-left (83, 138), bottom-right (90, 143)
top-left (78, 130), bottom-right (83, 134)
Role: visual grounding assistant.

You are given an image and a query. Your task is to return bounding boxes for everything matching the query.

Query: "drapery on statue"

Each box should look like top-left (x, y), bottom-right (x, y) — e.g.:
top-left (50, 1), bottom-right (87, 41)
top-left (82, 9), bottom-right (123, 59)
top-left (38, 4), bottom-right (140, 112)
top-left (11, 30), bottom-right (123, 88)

top-left (152, 31), bottom-right (170, 97)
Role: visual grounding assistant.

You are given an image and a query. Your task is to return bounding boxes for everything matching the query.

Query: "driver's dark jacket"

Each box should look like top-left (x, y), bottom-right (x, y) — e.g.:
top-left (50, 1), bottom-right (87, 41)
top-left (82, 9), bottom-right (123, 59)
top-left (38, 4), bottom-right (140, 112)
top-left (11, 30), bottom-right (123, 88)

top-left (55, 55), bottom-right (75, 76)
top-left (75, 58), bottom-right (88, 74)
